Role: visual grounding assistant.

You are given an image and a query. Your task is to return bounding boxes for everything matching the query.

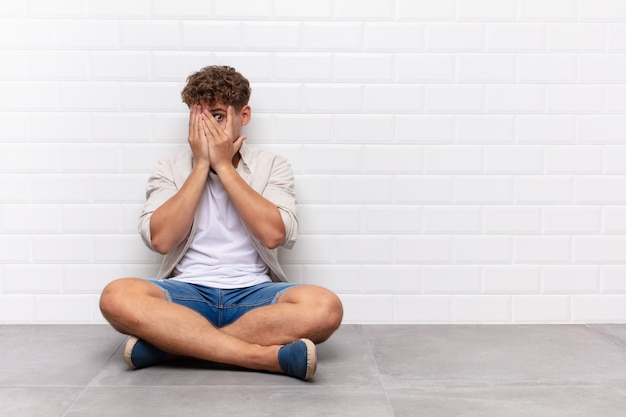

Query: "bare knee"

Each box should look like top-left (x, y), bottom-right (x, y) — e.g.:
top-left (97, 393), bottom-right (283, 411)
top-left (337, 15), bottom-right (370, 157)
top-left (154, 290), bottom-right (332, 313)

top-left (99, 278), bottom-right (162, 334)
top-left (100, 278), bottom-right (130, 318)
top-left (282, 286), bottom-right (343, 344)
top-left (312, 290), bottom-right (343, 343)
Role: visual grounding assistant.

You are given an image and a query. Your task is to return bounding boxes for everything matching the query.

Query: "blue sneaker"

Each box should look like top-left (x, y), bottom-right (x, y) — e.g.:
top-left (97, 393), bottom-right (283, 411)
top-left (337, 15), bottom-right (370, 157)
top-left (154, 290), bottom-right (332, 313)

top-left (277, 338), bottom-right (317, 380)
top-left (123, 336), bottom-right (170, 369)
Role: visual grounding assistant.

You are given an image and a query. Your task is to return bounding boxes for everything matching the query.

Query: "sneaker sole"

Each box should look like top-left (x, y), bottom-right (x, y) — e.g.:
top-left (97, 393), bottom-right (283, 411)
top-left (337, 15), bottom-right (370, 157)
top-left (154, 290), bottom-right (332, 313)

top-left (302, 338), bottom-right (317, 381)
top-left (123, 336), bottom-right (139, 369)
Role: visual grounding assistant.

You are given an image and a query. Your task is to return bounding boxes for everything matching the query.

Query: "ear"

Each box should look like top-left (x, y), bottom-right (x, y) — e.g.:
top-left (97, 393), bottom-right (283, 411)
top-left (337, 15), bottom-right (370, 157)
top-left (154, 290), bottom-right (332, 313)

top-left (240, 105), bottom-right (251, 126)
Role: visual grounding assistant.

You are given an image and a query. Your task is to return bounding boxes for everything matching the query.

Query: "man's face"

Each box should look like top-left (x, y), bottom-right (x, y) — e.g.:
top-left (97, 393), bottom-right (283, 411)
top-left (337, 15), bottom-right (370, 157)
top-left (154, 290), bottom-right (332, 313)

top-left (200, 102), bottom-right (251, 139)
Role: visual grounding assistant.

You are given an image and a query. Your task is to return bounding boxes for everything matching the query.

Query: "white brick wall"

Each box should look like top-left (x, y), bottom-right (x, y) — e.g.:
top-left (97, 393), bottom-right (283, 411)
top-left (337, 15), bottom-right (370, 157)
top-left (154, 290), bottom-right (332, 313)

top-left (1, 0), bottom-right (626, 324)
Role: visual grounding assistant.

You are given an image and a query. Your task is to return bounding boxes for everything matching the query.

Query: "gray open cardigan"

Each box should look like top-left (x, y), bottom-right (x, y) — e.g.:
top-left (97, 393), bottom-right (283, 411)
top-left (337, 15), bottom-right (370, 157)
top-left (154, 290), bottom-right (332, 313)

top-left (138, 144), bottom-right (298, 282)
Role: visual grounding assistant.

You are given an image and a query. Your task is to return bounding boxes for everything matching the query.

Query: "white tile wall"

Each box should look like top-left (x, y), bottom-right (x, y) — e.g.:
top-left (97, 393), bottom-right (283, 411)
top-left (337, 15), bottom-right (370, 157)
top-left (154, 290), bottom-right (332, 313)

top-left (1, 1), bottom-right (626, 324)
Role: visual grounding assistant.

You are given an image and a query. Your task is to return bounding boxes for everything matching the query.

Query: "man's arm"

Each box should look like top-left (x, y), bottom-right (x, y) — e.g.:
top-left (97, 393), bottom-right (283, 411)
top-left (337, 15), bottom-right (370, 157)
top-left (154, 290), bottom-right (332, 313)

top-left (202, 107), bottom-right (286, 249)
top-left (216, 164), bottom-right (286, 249)
top-left (149, 105), bottom-right (210, 254)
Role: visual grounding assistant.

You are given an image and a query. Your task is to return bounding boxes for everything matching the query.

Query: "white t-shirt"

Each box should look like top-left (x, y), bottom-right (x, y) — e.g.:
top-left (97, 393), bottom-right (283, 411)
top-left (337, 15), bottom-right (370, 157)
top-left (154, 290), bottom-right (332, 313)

top-left (172, 171), bottom-right (271, 289)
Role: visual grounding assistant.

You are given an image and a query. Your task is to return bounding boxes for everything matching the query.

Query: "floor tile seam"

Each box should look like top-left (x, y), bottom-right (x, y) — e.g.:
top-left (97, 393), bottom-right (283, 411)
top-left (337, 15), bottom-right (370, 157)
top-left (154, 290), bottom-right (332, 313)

top-left (361, 324), bottom-right (397, 417)
top-left (85, 338), bottom-right (126, 388)
top-left (0, 385), bottom-right (88, 389)
top-left (60, 384), bottom-right (91, 417)
top-left (383, 379), bottom-right (626, 390)
top-left (585, 324), bottom-right (626, 351)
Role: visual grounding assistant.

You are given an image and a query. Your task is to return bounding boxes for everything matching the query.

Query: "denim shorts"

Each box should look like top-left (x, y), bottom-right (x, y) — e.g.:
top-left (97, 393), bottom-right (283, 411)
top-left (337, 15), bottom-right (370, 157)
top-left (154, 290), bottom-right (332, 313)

top-left (148, 279), bottom-right (299, 328)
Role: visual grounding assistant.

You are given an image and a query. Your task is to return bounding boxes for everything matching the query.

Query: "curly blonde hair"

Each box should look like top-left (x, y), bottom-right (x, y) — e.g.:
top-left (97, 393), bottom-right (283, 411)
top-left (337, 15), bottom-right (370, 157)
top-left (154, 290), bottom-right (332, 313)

top-left (181, 65), bottom-right (251, 110)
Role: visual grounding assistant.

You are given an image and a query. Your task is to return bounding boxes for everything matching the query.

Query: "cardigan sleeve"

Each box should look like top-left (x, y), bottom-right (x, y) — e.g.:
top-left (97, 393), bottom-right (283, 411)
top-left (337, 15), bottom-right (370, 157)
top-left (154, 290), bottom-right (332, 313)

top-left (137, 157), bottom-right (180, 252)
top-left (261, 154), bottom-right (298, 249)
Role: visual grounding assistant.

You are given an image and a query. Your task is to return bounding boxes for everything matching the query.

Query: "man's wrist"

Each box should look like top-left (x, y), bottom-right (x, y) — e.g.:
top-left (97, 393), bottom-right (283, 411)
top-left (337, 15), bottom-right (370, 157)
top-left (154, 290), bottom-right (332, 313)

top-left (212, 161), bottom-right (236, 177)
top-left (193, 159), bottom-right (211, 174)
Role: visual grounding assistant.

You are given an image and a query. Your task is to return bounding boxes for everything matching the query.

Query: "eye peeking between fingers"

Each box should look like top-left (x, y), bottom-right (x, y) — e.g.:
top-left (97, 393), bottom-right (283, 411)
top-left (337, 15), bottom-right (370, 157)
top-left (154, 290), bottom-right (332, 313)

top-left (213, 113), bottom-right (224, 122)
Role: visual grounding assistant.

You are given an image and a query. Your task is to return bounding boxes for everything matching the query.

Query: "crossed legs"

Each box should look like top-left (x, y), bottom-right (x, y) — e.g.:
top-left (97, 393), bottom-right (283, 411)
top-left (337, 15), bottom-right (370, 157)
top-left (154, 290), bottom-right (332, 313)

top-left (99, 278), bottom-right (343, 375)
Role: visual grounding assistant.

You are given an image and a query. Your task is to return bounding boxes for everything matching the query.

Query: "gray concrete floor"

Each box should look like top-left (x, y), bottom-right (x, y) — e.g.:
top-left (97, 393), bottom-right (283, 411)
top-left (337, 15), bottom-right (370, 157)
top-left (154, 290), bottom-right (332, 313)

top-left (1, 324), bottom-right (626, 416)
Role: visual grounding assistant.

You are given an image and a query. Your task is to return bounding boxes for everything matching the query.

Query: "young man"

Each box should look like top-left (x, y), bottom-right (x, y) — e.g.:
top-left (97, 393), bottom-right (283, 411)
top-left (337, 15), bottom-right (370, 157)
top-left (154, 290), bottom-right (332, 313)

top-left (99, 66), bottom-right (343, 380)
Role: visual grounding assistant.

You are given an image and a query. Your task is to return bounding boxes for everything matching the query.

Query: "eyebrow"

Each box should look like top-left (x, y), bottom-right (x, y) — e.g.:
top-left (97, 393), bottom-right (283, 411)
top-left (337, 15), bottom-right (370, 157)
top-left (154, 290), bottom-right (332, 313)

top-left (208, 107), bottom-right (227, 113)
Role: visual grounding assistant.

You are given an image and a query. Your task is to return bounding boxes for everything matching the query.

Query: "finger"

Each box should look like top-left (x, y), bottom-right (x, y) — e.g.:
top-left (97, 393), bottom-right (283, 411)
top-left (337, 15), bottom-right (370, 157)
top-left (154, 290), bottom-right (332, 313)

top-left (201, 110), bottom-right (211, 141)
top-left (197, 111), bottom-right (204, 140)
top-left (188, 105), bottom-right (197, 138)
top-left (190, 106), bottom-right (201, 142)
top-left (224, 105), bottom-right (235, 138)
top-left (234, 135), bottom-right (246, 145)
top-left (233, 135), bottom-right (246, 152)
top-left (202, 108), bottom-right (223, 140)
top-left (200, 112), bottom-right (211, 140)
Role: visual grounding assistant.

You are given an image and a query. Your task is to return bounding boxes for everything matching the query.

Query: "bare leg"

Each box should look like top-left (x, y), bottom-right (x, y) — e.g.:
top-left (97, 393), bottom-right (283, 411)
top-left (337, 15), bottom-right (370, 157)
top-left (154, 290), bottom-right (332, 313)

top-left (99, 278), bottom-right (282, 373)
top-left (220, 285), bottom-right (343, 346)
